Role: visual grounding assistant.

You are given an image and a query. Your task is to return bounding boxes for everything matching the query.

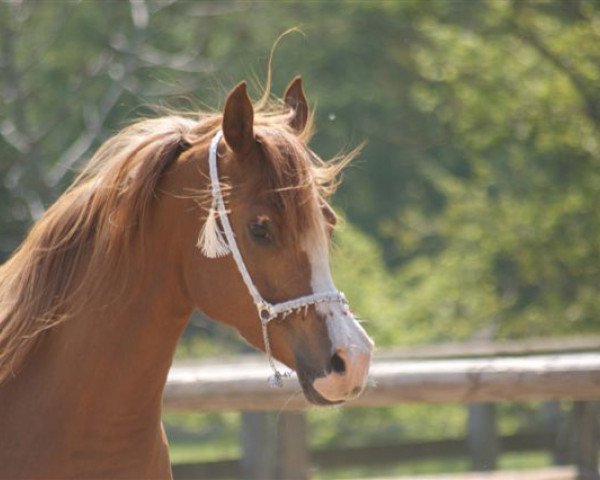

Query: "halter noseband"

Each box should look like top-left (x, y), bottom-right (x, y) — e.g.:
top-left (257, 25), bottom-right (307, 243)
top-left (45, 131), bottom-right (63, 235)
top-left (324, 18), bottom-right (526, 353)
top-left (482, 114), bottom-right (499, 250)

top-left (202, 130), bottom-right (348, 386)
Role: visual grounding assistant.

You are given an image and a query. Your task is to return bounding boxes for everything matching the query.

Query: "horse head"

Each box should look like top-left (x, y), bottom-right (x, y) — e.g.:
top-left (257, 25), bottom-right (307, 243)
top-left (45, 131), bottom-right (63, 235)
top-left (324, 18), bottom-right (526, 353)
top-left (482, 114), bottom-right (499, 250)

top-left (176, 78), bottom-right (374, 405)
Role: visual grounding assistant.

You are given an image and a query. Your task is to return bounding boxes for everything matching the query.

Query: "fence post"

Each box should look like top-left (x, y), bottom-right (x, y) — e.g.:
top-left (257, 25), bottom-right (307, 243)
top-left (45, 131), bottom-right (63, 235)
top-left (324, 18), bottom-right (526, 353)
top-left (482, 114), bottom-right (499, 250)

top-left (276, 411), bottom-right (310, 479)
top-left (572, 402), bottom-right (599, 480)
top-left (540, 401), bottom-right (570, 465)
top-left (467, 403), bottom-right (498, 471)
top-left (240, 411), bottom-right (310, 480)
top-left (241, 412), bottom-right (277, 479)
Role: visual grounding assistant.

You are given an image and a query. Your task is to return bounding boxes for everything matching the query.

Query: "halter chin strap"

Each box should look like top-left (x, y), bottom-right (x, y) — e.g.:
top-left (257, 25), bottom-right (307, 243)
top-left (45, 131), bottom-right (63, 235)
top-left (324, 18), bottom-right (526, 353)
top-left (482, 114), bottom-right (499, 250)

top-left (202, 130), bottom-right (348, 387)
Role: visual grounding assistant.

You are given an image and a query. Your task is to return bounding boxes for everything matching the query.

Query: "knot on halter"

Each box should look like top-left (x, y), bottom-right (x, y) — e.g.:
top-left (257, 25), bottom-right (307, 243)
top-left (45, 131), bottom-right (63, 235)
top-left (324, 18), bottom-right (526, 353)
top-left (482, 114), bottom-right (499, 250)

top-left (199, 130), bottom-right (349, 388)
top-left (258, 304), bottom-right (275, 324)
top-left (268, 369), bottom-right (292, 388)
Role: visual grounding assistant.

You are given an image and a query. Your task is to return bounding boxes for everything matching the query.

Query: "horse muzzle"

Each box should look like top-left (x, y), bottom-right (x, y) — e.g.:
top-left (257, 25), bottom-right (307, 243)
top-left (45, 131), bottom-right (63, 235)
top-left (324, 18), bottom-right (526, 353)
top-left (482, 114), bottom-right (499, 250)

top-left (296, 325), bottom-right (373, 405)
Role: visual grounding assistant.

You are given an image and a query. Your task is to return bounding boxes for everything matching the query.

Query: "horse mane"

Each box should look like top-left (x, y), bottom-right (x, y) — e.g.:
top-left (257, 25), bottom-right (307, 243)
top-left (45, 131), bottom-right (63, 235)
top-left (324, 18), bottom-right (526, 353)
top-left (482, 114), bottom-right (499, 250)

top-left (0, 92), bottom-right (354, 385)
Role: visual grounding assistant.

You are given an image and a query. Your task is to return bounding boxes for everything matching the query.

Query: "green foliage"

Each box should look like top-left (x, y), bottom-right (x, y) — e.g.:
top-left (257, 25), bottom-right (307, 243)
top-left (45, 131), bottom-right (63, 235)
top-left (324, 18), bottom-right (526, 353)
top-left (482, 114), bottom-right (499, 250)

top-left (3, 0), bottom-right (599, 342)
top-left (309, 404), bottom-right (466, 449)
top-left (385, 0), bottom-right (600, 339)
top-left (331, 221), bottom-right (405, 346)
top-left (163, 411), bottom-right (240, 463)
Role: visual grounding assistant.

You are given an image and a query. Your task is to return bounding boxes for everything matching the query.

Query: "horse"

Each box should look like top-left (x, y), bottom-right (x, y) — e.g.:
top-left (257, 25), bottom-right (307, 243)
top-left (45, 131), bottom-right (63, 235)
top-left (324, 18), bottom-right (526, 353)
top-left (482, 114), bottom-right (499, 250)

top-left (0, 76), bottom-right (373, 479)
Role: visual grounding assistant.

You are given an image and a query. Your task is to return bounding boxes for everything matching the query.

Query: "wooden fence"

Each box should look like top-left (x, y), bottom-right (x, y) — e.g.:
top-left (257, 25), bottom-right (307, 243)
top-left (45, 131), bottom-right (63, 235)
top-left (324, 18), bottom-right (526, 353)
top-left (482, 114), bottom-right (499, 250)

top-left (163, 338), bottom-right (600, 480)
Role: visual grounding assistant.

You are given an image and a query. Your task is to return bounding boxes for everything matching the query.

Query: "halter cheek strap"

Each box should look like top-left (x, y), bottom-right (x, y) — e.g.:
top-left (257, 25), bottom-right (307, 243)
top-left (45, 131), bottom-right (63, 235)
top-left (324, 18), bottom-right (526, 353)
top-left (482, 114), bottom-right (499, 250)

top-left (201, 130), bottom-right (348, 387)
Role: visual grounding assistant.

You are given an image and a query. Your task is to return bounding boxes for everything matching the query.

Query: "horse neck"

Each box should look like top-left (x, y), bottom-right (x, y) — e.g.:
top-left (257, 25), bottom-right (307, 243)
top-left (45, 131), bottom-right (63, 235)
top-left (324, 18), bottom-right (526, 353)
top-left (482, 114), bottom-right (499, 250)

top-left (0, 283), bottom-right (190, 477)
top-left (2, 213), bottom-right (194, 439)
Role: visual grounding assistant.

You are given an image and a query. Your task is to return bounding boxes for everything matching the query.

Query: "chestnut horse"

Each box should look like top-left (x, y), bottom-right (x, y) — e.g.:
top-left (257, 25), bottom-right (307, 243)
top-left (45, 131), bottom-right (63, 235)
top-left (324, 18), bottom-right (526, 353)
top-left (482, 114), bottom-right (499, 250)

top-left (0, 77), bottom-right (373, 479)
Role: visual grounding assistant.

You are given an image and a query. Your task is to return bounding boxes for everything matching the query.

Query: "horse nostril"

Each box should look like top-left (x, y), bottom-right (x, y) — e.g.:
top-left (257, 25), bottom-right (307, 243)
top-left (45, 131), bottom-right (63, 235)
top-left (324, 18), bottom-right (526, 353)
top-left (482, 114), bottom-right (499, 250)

top-left (330, 352), bottom-right (346, 374)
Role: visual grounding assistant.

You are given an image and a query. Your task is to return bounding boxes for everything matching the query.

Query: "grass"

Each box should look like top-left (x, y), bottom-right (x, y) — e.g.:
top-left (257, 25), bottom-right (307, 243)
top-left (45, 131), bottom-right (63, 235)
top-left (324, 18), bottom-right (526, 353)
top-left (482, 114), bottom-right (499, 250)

top-left (169, 439), bottom-right (239, 464)
top-left (168, 435), bottom-right (554, 479)
top-left (312, 452), bottom-right (552, 479)
top-left (164, 405), bottom-right (557, 476)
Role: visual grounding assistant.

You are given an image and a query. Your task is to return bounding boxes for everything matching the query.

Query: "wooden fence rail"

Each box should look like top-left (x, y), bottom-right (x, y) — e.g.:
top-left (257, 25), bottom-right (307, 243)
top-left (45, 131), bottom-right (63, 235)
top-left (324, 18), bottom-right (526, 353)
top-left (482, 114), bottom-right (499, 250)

top-left (164, 342), bottom-right (600, 480)
top-left (164, 353), bottom-right (600, 411)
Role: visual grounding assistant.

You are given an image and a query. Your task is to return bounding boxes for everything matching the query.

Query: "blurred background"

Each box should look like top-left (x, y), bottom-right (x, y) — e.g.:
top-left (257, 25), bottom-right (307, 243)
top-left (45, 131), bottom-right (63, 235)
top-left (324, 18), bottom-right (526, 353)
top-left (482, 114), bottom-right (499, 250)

top-left (1, 0), bottom-right (599, 478)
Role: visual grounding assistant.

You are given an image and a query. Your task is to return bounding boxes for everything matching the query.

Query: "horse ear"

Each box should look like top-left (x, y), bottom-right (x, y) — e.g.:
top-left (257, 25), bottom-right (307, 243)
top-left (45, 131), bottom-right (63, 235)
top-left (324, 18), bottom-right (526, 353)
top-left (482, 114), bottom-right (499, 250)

top-left (284, 75), bottom-right (308, 133)
top-left (222, 81), bottom-right (254, 153)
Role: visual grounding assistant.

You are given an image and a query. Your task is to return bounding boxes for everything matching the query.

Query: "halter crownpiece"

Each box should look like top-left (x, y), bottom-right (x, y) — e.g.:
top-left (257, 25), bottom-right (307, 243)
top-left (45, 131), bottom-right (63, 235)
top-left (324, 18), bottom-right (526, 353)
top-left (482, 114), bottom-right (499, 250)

top-left (198, 130), bottom-right (349, 387)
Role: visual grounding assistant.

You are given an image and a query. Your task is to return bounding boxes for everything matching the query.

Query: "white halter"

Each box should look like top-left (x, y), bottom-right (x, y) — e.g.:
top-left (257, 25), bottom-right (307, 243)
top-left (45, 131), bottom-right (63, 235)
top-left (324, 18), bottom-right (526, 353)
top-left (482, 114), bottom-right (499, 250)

top-left (200, 130), bottom-right (348, 386)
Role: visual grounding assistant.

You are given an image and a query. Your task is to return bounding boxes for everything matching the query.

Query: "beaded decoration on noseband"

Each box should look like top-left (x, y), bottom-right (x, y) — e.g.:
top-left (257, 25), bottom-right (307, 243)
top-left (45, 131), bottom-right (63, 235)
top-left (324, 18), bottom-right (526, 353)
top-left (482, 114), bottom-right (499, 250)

top-left (198, 130), bottom-right (348, 387)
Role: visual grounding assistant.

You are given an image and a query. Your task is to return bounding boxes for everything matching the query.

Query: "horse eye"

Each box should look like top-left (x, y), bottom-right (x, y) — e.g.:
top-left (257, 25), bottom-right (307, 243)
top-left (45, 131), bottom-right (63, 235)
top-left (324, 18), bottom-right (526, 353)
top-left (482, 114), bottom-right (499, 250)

top-left (249, 222), bottom-right (271, 244)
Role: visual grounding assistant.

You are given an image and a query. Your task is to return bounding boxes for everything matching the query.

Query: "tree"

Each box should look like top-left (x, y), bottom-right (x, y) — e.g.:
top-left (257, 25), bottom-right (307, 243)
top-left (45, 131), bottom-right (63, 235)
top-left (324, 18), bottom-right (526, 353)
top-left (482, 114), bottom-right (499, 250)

top-left (388, 0), bottom-right (600, 338)
top-left (0, 0), bottom-right (223, 259)
top-left (2, 0), bottom-right (599, 342)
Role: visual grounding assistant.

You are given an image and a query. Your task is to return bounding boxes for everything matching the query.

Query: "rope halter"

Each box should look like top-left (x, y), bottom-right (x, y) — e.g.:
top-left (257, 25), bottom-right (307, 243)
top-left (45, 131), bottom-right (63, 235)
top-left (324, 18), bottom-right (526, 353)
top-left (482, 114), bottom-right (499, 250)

top-left (198, 130), bottom-right (348, 387)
